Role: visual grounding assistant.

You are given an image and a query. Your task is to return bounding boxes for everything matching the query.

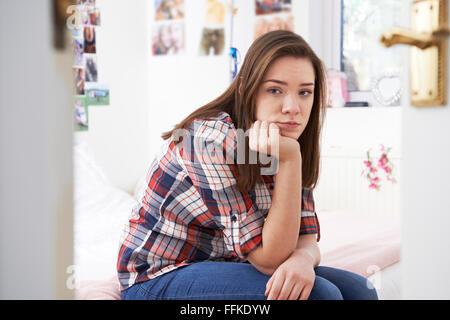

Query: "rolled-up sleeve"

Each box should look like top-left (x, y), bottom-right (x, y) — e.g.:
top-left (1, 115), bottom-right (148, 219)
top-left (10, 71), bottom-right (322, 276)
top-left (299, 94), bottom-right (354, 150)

top-left (299, 188), bottom-right (321, 241)
top-left (176, 117), bottom-right (264, 259)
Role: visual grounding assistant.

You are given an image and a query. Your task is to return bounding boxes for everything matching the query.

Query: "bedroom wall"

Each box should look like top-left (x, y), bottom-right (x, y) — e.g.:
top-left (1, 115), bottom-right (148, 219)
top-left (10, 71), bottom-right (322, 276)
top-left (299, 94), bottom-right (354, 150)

top-left (74, 0), bottom-right (151, 194)
top-left (314, 107), bottom-right (403, 217)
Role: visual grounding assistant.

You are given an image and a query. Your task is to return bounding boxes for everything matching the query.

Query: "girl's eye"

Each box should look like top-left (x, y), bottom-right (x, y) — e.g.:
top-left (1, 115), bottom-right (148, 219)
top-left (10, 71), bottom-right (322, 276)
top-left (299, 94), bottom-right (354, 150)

top-left (299, 90), bottom-right (313, 96)
top-left (267, 88), bottom-right (281, 94)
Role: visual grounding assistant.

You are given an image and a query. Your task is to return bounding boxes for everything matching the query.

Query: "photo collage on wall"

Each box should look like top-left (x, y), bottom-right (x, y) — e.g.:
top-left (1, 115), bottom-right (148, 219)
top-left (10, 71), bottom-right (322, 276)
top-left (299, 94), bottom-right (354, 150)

top-left (151, 0), bottom-right (235, 57)
top-left (72, 0), bottom-right (110, 132)
top-left (152, 0), bottom-right (186, 55)
top-left (254, 0), bottom-right (294, 40)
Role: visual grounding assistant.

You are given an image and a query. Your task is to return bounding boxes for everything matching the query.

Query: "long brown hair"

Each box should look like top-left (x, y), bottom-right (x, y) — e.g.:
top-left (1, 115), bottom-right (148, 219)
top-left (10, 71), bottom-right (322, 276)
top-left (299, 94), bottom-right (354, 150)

top-left (162, 30), bottom-right (327, 193)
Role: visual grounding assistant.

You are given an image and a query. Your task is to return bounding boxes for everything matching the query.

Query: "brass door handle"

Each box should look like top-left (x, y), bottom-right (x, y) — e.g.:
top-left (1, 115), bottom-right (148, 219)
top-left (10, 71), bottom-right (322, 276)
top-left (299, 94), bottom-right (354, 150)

top-left (380, 26), bottom-right (450, 50)
top-left (379, 0), bottom-right (449, 107)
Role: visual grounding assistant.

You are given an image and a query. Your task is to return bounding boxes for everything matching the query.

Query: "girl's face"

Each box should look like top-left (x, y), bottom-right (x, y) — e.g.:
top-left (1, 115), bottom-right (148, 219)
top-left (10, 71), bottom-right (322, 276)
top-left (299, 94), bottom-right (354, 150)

top-left (255, 56), bottom-right (315, 140)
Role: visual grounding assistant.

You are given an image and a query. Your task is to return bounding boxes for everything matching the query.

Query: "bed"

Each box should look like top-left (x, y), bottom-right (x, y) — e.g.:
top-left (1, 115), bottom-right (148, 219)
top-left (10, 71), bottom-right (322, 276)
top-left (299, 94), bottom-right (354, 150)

top-left (73, 143), bottom-right (401, 300)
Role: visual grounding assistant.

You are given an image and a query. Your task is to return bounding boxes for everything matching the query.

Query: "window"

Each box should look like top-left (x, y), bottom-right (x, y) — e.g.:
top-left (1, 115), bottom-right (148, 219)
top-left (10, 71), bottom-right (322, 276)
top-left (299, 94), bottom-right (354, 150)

top-left (322, 0), bottom-right (408, 107)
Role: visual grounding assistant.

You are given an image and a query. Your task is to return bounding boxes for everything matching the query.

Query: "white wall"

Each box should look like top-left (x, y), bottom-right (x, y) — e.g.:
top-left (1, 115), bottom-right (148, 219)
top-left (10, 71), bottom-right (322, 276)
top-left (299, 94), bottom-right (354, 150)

top-left (321, 107), bottom-right (402, 153)
top-left (74, 0), bottom-right (151, 194)
top-left (0, 0), bottom-right (73, 299)
top-left (147, 0), bottom-right (231, 164)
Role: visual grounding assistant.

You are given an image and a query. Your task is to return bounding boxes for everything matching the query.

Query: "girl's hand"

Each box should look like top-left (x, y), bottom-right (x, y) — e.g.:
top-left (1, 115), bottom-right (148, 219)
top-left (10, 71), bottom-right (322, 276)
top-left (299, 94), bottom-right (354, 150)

top-left (265, 250), bottom-right (316, 300)
top-left (249, 120), bottom-right (301, 163)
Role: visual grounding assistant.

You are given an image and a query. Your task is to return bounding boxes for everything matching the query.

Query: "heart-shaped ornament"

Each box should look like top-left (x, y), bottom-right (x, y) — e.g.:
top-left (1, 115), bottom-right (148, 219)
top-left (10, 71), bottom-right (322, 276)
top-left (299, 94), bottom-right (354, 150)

top-left (371, 71), bottom-right (402, 106)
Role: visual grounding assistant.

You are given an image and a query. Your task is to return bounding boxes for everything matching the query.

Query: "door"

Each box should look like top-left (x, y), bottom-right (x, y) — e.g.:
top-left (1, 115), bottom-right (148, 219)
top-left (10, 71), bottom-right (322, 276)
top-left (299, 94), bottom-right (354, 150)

top-left (0, 0), bottom-right (74, 299)
top-left (395, 0), bottom-right (450, 299)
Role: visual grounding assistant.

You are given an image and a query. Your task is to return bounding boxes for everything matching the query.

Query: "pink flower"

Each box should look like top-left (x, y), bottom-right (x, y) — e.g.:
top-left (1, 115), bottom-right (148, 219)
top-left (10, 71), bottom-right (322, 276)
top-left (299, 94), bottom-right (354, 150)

top-left (378, 154), bottom-right (388, 167)
top-left (363, 145), bottom-right (396, 190)
top-left (369, 182), bottom-right (379, 189)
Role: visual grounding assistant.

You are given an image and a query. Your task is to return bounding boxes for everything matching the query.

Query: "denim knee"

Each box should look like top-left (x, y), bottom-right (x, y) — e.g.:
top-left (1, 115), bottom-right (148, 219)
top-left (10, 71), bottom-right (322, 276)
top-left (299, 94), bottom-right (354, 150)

top-left (356, 278), bottom-right (379, 300)
top-left (314, 266), bottom-right (378, 300)
top-left (309, 276), bottom-right (344, 300)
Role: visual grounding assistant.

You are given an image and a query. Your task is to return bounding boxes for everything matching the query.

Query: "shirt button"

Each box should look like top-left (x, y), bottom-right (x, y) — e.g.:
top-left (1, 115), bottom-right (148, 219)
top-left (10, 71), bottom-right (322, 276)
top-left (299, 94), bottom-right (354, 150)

top-left (230, 210), bottom-right (237, 222)
top-left (269, 183), bottom-right (274, 190)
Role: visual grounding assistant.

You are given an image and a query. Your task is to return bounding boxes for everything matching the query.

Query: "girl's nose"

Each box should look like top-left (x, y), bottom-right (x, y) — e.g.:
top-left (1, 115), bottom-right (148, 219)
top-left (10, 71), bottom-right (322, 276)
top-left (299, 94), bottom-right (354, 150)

top-left (281, 94), bottom-right (300, 115)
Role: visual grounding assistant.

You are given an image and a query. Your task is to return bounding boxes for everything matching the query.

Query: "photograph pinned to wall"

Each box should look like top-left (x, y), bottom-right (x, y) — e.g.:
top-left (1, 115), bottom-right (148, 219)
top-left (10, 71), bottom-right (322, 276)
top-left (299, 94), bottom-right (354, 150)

top-left (72, 38), bottom-right (84, 68)
top-left (85, 82), bottom-right (110, 106)
top-left (255, 0), bottom-right (292, 15)
top-left (83, 26), bottom-right (96, 53)
top-left (72, 24), bottom-right (83, 39)
top-left (74, 68), bottom-right (85, 95)
top-left (76, 0), bottom-right (95, 5)
top-left (154, 0), bottom-right (185, 21)
top-left (73, 96), bottom-right (89, 132)
top-left (254, 14), bottom-right (294, 40)
top-left (81, 5), bottom-right (101, 26)
top-left (79, 3), bottom-right (90, 26)
top-left (152, 21), bottom-right (185, 55)
top-left (84, 53), bottom-right (98, 82)
top-left (198, 0), bottom-right (229, 56)
top-left (88, 7), bottom-right (101, 26)
top-left (71, 0), bottom-right (108, 132)
top-left (205, 0), bottom-right (226, 25)
top-left (199, 28), bottom-right (224, 56)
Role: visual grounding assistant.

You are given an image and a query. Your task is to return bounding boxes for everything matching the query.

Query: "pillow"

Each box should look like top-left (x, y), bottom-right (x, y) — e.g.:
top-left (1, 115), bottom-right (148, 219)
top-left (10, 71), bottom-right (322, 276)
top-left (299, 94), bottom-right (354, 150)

top-left (133, 166), bottom-right (149, 201)
top-left (73, 142), bottom-right (138, 282)
top-left (75, 277), bottom-right (121, 300)
top-left (73, 142), bottom-right (110, 203)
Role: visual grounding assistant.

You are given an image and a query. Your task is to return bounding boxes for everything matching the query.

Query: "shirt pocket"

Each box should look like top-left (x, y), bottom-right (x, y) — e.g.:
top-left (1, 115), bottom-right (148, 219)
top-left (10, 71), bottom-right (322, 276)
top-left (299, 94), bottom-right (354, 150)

top-left (221, 206), bottom-right (266, 259)
top-left (252, 181), bottom-right (272, 213)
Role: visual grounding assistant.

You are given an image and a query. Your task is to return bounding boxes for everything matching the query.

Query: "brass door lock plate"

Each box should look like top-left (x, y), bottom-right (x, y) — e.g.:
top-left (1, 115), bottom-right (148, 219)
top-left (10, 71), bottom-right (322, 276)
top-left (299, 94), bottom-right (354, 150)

top-left (380, 0), bottom-right (449, 106)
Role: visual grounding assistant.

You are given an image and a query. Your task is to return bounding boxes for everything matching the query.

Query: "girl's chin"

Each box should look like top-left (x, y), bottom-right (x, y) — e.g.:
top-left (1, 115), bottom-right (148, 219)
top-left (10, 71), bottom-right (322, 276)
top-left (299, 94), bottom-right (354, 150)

top-left (280, 130), bottom-right (301, 140)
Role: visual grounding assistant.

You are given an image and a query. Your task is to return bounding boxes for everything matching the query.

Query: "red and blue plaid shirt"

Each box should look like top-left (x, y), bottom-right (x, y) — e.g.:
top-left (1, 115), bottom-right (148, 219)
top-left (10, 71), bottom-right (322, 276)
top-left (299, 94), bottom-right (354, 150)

top-left (117, 112), bottom-right (320, 291)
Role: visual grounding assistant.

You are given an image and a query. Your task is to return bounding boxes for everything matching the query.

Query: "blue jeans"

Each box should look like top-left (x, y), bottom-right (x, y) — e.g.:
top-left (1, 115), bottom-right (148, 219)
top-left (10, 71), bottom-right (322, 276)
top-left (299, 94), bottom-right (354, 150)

top-left (121, 262), bottom-right (378, 300)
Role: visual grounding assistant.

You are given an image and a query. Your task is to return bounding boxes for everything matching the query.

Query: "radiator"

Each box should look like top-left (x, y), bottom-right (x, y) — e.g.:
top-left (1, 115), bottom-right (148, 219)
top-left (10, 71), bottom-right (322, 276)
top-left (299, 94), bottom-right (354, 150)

top-left (314, 146), bottom-right (401, 219)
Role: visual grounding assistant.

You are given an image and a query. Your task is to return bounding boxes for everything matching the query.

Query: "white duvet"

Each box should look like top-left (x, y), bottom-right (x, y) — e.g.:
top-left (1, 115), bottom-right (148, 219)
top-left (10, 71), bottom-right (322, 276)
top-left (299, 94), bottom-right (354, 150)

top-left (73, 143), bottom-right (137, 282)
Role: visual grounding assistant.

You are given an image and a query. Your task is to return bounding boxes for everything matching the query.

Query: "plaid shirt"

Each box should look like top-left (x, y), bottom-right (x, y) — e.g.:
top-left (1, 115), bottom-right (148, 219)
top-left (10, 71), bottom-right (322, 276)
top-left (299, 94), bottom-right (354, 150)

top-left (117, 112), bottom-right (320, 291)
